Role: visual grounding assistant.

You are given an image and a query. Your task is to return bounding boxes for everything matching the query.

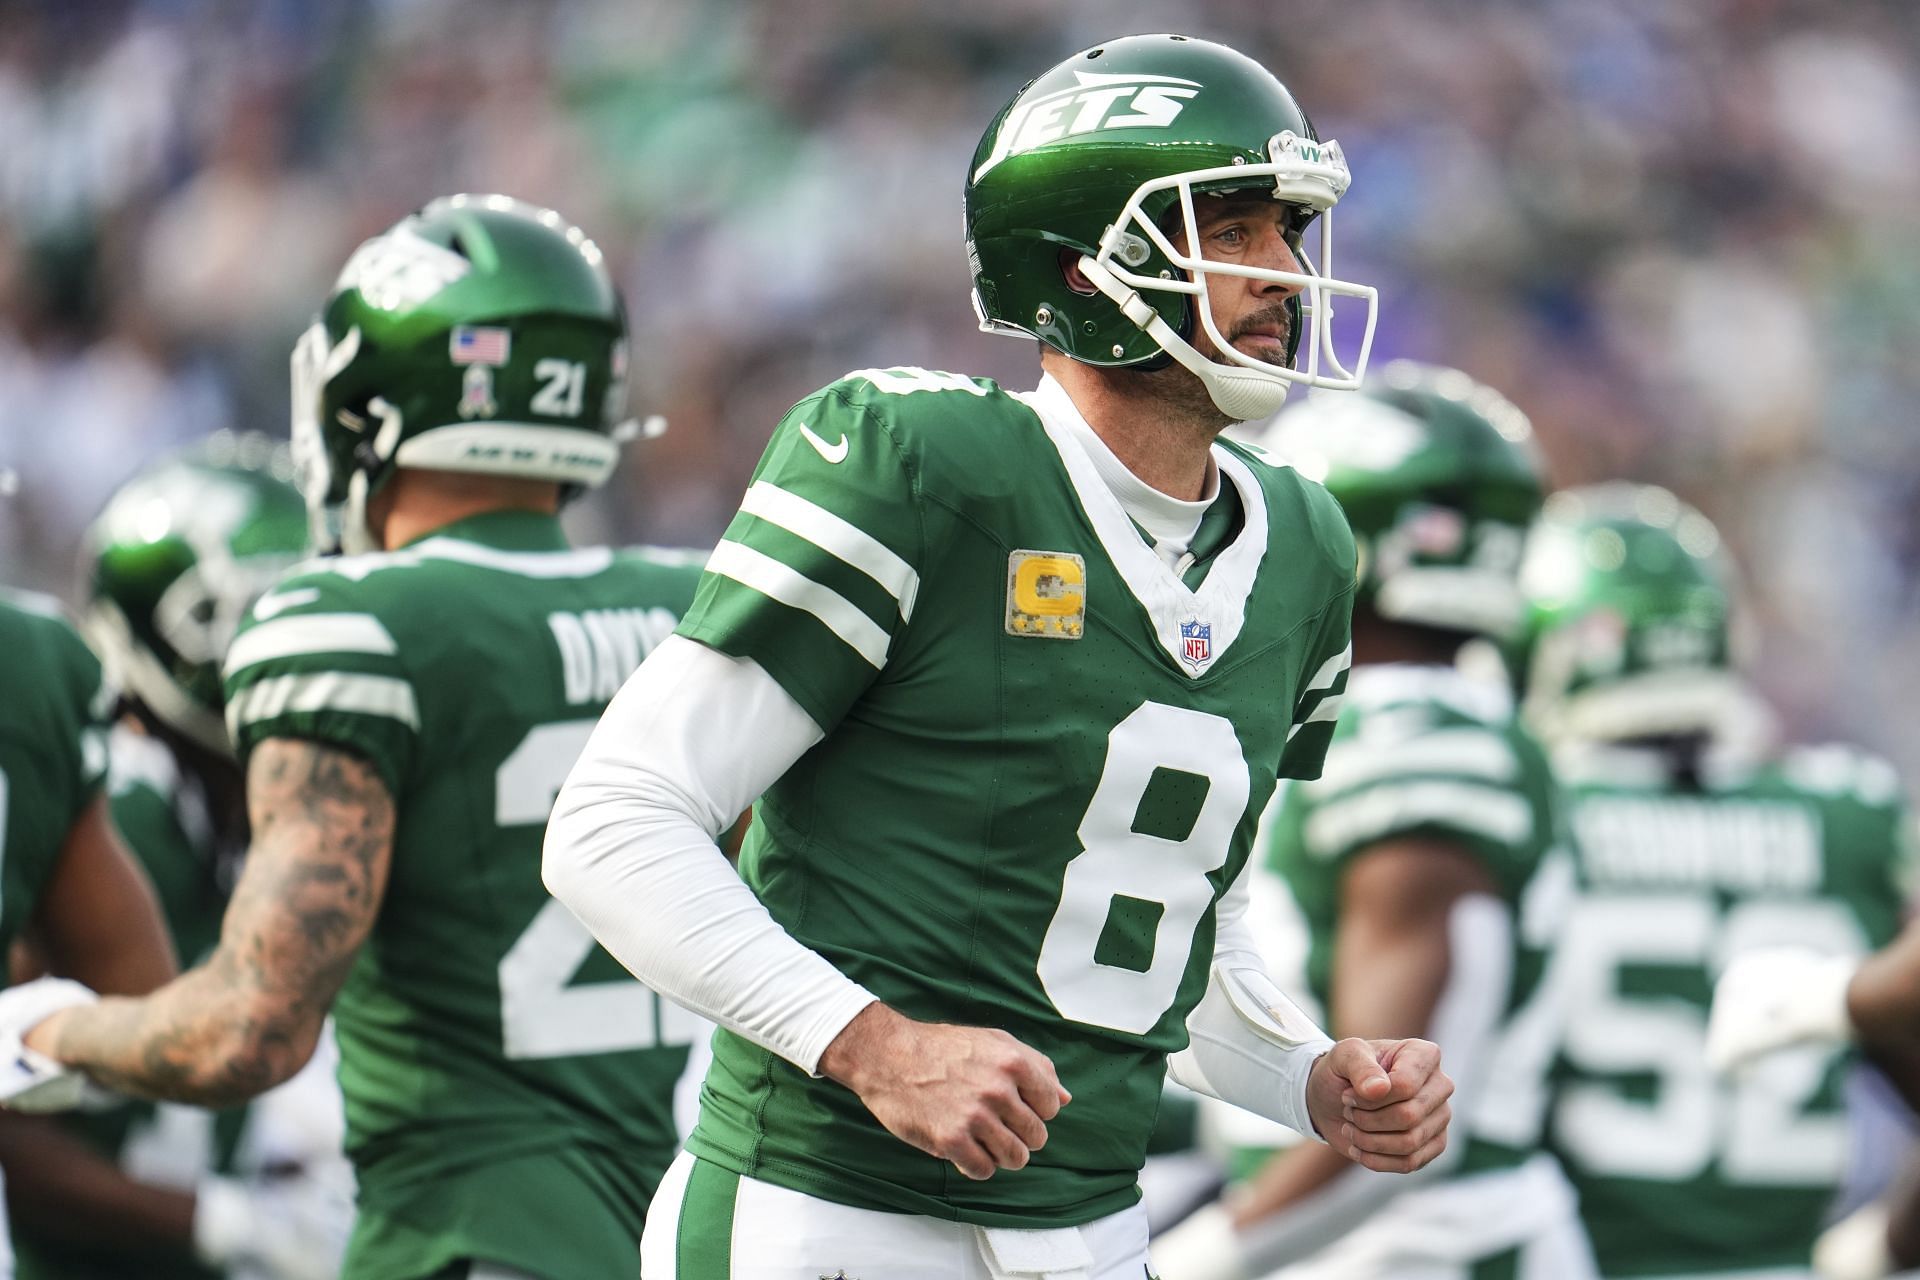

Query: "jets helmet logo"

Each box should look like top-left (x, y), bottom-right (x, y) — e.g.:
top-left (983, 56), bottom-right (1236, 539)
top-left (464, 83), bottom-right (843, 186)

top-left (974, 72), bottom-right (1202, 179)
top-left (335, 226), bottom-right (470, 312)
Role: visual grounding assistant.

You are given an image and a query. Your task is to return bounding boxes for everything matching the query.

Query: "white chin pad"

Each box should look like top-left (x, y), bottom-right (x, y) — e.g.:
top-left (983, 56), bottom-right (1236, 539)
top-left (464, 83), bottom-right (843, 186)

top-left (1202, 363), bottom-right (1294, 421)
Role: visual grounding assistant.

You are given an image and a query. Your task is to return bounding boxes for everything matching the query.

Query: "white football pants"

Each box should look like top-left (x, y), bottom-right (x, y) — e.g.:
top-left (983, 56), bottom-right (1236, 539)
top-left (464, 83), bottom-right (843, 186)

top-left (642, 1151), bottom-right (1152, 1279)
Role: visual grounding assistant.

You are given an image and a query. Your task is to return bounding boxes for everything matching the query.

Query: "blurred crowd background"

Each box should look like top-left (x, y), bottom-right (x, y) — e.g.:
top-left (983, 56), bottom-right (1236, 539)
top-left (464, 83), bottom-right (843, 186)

top-left (2, 0), bottom-right (1917, 774)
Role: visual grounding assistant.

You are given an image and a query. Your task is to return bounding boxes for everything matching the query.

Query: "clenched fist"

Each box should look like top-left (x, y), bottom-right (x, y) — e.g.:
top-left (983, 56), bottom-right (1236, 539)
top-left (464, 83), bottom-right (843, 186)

top-left (819, 1002), bottom-right (1071, 1181)
top-left (1305, 1037), bottom-right (1452, 1173)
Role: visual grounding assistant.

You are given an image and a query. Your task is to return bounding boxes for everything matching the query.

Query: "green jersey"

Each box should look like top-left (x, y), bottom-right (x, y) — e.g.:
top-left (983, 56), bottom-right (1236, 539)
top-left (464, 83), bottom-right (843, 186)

top-left (222, 511), bottom-right (707, 1280)
top-left (677, 369), bottom-right (1355, 1229)
top-left (1546, 741), bottom-right (1909, 1278)
top-left (1262, 663), bottom-right (1570, 1179)
top-left (13, 724), bottom-right (250, 1280)
top-left (0, 593), bottom-right (111, 957)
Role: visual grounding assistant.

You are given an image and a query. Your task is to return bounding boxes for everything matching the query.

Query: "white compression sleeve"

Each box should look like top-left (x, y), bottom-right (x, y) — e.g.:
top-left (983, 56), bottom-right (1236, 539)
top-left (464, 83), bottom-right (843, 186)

top-left (1233, 894), bottom-right (1513, 1272)
top-left (542, 635), bottom-right (877, 1076)
top-left (1166, 862), bottom-right (1335, 1141)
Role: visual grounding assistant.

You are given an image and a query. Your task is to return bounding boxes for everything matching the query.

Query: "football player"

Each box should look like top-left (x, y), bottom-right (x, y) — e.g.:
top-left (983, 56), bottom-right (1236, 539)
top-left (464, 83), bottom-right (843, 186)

top-left (2, 438), bottom-right (351, 1280)
top-left (0, 589), bottom-right (177, 1275)
top-left (1154, 365), bottom-right (1596, 1279)
top-left (1521, 486), bottom-right (1907, 1279)
top-left (0, 196), bottom-right (710, 1280)
top-left (544, 34), bottom-right (1451, 1279)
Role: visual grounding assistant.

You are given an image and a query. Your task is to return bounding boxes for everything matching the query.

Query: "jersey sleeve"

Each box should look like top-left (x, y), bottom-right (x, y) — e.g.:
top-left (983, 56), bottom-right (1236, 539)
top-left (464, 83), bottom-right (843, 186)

top-left (1287, 708), bottom-right (1546, 889)
top-left (676, 382), bottom-right (926, 732)
top-left (1276, 588), bottom-right (1353, 780)
top-left (0, 607), bottom-right (111, 945)
top-left (222, 573), bottom-right (419, 798)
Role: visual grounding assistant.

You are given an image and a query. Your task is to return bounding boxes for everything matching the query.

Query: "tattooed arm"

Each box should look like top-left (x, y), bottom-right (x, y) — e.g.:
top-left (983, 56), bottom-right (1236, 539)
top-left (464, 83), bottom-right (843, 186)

top-left (24, 739), bottom-right (394, 1108)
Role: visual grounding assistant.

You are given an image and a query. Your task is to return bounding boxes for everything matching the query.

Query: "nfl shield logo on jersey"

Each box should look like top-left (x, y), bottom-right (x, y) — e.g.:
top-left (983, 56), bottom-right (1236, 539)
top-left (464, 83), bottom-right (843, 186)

top-left (1180, 618), bottom-right (1212, 671)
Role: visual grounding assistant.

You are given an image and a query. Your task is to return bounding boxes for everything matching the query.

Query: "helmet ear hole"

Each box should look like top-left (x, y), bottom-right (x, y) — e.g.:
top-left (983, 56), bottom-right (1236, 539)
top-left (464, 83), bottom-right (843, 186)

top-left (1058, 249), bottom-right (1098, 296)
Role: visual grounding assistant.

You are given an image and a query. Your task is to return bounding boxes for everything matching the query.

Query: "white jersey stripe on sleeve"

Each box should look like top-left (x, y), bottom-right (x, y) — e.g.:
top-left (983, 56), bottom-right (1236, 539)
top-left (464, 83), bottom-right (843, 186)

top-left (1303, 643), bottom-right (1353, 694)
top-left (740, 482), bottom-right (919, 621)
top-left (706, 539), bottom-right (891, 669)
top-left (1314, 728), bottom-right (1518, 794)
top-left (1285, 692), bottom-right (1346, 742)
top-left (224, 614), bottom-right (398, 677)
top-left (225, 672), bottom-right (420, 737)
top-left (1304, 781), bottom-right (1532, 858)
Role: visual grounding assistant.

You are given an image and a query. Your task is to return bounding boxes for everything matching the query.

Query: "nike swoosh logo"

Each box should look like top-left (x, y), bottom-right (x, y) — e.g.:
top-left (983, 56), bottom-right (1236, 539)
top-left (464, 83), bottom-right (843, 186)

top-left (252, 587), bottom-right (320, 620)
top-left (798, 422), bottom-right (849, 464)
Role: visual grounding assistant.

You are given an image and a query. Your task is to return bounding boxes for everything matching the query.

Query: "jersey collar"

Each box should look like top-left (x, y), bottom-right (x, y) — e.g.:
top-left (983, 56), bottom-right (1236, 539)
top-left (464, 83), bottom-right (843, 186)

top-left (1015, 375), bottom-right (1269, 679)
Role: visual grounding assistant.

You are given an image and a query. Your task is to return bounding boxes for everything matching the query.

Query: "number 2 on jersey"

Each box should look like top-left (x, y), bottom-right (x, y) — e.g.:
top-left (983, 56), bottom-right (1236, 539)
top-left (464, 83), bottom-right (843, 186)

top-left (1038, 702), bottom-right (1251, 1035)
top-left (496, 721), bottom-right (697, 1059)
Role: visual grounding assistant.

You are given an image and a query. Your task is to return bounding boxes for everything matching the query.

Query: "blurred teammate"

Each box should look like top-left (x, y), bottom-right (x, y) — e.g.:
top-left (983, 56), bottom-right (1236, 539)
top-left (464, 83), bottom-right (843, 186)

top-left (0, 195), bottom-right (709, 1280)
top-left (0, 588), bottom-right (177, 1276)
top-left (1155, 365), bottom-right (1594, 1279)
top-left (546, 34), bottom-right (1451, 1279)
top-left (2, 439), bottom-right (351, 1280)
top-left (1520, 485), bottom-right (1907, 1279)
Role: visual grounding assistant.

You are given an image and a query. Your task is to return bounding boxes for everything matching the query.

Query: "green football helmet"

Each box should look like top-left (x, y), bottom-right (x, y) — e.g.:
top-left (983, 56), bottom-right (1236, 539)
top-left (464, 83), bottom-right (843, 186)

top-left (292, 194), bottom-right (641, 554)
top-left (1516, 483), bottom-right (1749, 744)
top-left (966, 33), bottom-right (1377, 421)
top-left (1249, 361), bottom-right (1543, 639)
top-left (79, 433), bottom-right (310, 755)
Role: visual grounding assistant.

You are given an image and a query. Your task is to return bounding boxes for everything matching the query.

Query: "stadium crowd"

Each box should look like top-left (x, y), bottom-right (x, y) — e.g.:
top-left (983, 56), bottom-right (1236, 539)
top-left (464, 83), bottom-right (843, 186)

top-left (1, 0), bottom-right (1916, 776)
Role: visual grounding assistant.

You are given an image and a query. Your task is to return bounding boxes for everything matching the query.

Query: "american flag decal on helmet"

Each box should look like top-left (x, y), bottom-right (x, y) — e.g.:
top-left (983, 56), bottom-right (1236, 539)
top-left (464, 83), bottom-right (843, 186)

top-left (450, 326), bottom-right (511, 366)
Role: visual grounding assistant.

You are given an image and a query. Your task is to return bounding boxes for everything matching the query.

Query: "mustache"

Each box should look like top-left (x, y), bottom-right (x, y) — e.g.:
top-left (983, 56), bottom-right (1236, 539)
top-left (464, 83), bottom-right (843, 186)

top-left (1228, 306), bottom-right (1294, 346)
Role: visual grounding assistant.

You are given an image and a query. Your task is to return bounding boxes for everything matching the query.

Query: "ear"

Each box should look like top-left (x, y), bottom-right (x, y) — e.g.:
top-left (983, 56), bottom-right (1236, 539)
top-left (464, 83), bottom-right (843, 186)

top-left (1057, 248), bottom-right (1098, 296)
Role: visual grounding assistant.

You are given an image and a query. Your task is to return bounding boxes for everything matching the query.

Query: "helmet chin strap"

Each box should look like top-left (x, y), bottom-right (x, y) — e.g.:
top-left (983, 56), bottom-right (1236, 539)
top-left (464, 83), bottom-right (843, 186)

top-left (340, 397), bottom-right (407, 556)
top-left (1076, 255), bottom-right (1293, 421)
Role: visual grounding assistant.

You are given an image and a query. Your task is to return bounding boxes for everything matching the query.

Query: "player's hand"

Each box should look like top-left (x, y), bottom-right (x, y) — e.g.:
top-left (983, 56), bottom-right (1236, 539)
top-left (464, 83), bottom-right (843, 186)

top-left (819, 1002), bottom-right (1070, 1181)
top-left (1706, 946), bottom-right (1857, 1074)
top-left (1305, 1036), bottom-right (1450, 1174)
top-left (0, 977), bottom-right (97, 1113)
top-left (195, 1166), bottom-right (355, 1280)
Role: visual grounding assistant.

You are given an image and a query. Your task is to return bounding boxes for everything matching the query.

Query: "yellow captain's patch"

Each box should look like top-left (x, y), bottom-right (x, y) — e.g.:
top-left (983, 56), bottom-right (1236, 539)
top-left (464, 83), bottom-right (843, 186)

top-left (1005, 550), bottom-right (1086, 640)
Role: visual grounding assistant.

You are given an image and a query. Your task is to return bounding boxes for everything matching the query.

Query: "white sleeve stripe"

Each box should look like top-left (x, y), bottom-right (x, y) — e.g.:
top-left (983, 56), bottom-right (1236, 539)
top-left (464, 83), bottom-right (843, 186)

top-left (706, 540), bottom-right (891, 669)
top-left (740, 482), bottom-right (919, 621)
top-left (1314, 729), bottom-right (1518, 793)
top-left (1285, 692), bottom-right (1346, 741)
top-left (1303, 643), bottom-right (1352, 695)
top-left (223, 614), bottom-right (398, 676)
top-left (1304, 781), bottom-right (1532, 857)
top-left (225, 672), bottom-right (420, 737)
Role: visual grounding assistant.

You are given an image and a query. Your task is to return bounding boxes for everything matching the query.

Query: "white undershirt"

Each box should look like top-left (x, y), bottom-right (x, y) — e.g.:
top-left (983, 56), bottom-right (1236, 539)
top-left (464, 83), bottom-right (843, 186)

top-left (543, 378), bottom-right (1330, 1133)
top-left (1029, 372), bottom-right (1218, 571)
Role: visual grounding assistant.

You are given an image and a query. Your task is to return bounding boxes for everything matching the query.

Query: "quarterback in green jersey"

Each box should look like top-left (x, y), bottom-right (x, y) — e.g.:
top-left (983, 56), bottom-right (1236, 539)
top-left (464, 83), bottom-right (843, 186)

top-left (1518, 486), bottom-right (1908, 1280)
top-left (4, 438), bottom-right (353, 1280)
top-left (0, 591), bottom-right (177, 1273)
top-left (0, 197), bottom-right (710, 1280)
top-left (547, 34), bottom-right (1452, 1280)
top-left (1154, 364), bottom-right (1596, 1280)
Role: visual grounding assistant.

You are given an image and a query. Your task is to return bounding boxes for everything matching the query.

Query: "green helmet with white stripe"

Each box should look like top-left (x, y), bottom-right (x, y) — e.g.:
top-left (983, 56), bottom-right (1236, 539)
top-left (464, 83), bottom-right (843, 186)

top-left (293, 194), bottom-right (638, 554)
top-left (1250, 361), bottom-right (1544, 639)
top-left (1515, 482), bottom-right (1747, 744)
top-left (965, 33), bottom-right (1378, 421)
top-left (79, 432), bottom-right (310, 755)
